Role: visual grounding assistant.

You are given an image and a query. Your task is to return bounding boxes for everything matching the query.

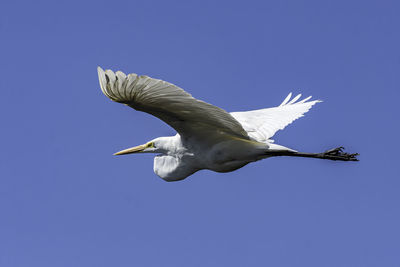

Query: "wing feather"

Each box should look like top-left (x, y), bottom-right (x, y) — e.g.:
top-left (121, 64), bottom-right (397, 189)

top-left (98, 67), bottom-right (249, 142)
top-left (231, 93), bottom-right (321, 143)
top-left (279, 92), bottom-right (292, 106)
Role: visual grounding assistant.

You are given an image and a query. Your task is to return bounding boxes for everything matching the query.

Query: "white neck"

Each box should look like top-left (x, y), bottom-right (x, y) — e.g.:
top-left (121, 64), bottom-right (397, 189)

top-left (152, 135), bottom-right (183, 154)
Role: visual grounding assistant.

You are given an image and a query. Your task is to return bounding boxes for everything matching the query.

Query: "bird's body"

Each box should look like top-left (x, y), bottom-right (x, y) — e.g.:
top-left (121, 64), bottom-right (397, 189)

top-left (128, 133), bottom-right (269, 181)
top-left (98, 67), bottom-right (358, 182)
top-left (154, 134), bottom-right (267, 180)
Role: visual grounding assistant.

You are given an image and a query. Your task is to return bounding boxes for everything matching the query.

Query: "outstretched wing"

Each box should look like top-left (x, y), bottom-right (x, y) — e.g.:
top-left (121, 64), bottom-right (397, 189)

top-left (98, 67), bottom-right (249, 143)
top-left (230, 93), bottom-right (321, 143)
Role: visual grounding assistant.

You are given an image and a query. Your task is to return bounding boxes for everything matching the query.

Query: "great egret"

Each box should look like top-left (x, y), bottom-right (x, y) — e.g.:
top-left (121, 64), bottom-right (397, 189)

top-left (98, 67), bottom-right (358, 182)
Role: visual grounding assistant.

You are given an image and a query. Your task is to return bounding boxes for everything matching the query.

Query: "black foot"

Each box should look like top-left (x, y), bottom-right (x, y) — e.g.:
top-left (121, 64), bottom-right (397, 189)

top-left (322, 147), bottom-right (359, 161)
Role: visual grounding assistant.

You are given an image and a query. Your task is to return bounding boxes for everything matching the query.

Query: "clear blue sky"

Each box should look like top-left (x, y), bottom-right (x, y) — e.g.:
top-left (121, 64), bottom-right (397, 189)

top-left (1, 0), bottom-right (399, 266)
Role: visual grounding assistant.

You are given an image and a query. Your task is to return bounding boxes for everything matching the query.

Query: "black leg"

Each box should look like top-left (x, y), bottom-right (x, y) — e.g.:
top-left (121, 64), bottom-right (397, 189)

top-left (268, 147), bottom-right (359, 161)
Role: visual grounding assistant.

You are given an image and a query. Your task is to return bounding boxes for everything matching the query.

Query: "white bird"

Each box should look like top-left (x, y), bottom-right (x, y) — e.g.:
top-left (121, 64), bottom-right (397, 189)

top-left (98, 67), bottom-right (358, 182)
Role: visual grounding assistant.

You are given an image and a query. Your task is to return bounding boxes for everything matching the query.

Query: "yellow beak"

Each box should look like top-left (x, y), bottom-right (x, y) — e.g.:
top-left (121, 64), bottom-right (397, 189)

top-left (114, 144), bottom-right (147, 155)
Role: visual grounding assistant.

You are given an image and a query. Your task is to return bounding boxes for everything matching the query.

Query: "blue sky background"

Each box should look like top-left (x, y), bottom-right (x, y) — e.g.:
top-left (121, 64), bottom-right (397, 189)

top-left (1, 0), bottom-right (399, 266)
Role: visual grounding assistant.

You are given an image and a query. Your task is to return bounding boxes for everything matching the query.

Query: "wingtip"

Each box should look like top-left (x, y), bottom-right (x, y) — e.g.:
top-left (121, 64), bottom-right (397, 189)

top-left (97, 66), bottom-right (113, 100)
top-left (97, 67), bottom-right (140, 103)
top-left (97, 66), bottom-right (106, 86)
top-left (97, 66), bottom-right (104, 74)
top-left (280, 92), bottom-right (293, 106)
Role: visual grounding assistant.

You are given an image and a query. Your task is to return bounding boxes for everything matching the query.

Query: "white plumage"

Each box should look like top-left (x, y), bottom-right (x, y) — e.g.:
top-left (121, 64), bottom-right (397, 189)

top-left (230, 93), bottom-right (321, 143)
top-left (98, 67), bottom-right (358, 182)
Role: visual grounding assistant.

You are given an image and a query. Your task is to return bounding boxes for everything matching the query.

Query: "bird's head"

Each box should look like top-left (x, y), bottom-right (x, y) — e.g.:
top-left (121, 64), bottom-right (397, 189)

top-left (113, 137), bottom-right (171, 156)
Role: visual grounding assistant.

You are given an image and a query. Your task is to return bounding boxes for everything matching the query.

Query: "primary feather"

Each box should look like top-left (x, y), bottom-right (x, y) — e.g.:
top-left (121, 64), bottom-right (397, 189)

top-left (230, 94), bottom-right (321, 143)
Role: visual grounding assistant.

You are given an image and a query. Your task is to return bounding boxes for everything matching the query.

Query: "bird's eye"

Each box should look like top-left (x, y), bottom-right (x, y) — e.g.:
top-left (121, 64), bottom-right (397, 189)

top-left (147, 142), bottom-right (155, 148)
